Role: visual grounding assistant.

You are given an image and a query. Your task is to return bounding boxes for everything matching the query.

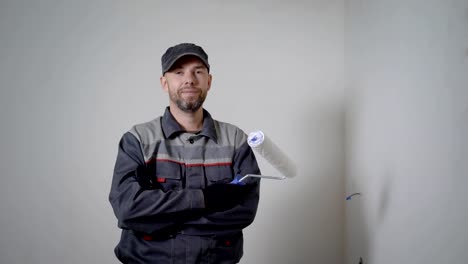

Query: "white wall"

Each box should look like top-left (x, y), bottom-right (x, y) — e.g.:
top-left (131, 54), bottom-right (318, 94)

top-left (0, 1), bottom-right (345, 263)
top-left (345, 0), bottom-right (468, 263)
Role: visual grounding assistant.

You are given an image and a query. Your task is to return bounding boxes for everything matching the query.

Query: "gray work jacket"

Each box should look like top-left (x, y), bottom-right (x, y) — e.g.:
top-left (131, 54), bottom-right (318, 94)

top-left (109, 108), bottom-right (261, 263)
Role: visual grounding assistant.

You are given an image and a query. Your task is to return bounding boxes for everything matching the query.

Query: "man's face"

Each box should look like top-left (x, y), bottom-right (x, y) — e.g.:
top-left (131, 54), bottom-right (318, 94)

top-left (161, 56), bottom-right (212, 113)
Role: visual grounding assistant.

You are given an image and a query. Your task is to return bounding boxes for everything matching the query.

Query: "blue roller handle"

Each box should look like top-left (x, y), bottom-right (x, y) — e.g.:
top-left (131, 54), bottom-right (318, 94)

top-left (229, 174), bottom-right (246, 185)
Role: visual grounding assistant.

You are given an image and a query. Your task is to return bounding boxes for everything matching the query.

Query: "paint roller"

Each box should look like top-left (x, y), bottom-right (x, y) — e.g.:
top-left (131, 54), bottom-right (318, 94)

top-left (237, 130), bottom-right (297, 182)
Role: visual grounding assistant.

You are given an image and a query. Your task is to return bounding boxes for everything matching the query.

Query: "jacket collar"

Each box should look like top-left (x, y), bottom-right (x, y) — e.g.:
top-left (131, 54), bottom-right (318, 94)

top-left (161, 107), bottom-right (218, 143)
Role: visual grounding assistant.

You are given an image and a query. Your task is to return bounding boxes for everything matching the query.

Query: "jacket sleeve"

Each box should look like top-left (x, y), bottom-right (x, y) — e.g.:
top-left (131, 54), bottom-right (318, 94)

top-left (203, 140), bottom-right (261, 230)
top-left (109, 132), bottom-right (205, 234)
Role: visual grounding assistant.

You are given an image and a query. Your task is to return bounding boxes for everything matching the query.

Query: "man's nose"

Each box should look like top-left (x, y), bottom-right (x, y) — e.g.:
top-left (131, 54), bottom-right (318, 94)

top-left (184, 72), bottom-right (196, 85)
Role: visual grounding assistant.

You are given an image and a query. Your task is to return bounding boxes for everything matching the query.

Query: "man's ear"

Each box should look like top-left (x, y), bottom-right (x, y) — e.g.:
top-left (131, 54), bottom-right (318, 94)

top-left (160, 75), bottom-right (168, 92)
top-left (207, 74), bottom-right (212, 91)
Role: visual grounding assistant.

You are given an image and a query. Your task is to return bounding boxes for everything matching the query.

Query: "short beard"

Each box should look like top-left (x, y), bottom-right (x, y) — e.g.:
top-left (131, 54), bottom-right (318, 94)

top-left (167, 83), bottom-right (207, 113)
top-left (175, 97), bottom-right (205, 113)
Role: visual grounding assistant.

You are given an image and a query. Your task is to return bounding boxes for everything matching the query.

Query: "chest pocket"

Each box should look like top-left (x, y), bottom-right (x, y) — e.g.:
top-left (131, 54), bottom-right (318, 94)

top-left (154, 161), bottom-right (183, 192)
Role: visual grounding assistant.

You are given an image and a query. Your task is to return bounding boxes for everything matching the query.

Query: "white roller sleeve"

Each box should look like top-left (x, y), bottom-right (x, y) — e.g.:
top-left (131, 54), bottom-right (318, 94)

top-left (247, 131), bottom-right (297, 178)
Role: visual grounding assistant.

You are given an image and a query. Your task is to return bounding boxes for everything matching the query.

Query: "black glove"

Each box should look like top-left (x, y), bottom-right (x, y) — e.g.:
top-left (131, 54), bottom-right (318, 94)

top-left (202, 183), bottom-right (250, 211)
top-left (134, 163), bottom-right (159, 189)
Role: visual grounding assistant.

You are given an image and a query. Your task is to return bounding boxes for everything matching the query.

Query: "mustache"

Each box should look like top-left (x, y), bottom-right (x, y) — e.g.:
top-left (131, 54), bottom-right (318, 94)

top-left (180, 86), bottom-right (199, 90)
top-left (178, 87), bottom-right (201, 92)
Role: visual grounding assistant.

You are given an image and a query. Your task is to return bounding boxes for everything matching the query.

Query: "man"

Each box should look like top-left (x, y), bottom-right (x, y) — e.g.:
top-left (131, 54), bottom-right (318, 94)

top-left (109, 43), bottom-right (261, 264)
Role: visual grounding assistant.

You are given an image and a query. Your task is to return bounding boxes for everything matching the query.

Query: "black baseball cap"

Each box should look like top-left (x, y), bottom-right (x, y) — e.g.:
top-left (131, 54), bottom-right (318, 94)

top-left (161, 43), bottom-right (210, 74)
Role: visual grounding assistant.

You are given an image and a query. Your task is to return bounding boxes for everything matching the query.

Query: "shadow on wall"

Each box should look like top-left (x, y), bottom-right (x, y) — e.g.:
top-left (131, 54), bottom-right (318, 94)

top-left (344, 89), bottom-right (397, 264)
top-left (345, 177), bottom-right (370, 264)
top-left (347, 153), bottom-right (398, 264)
top-left (377, 169), bottom-right (393, 226)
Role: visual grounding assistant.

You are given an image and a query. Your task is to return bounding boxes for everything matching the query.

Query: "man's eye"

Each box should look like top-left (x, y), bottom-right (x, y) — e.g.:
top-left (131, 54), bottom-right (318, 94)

top-left (175, 71), bottom-right (183, 75)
